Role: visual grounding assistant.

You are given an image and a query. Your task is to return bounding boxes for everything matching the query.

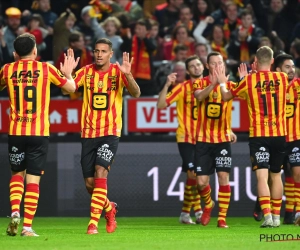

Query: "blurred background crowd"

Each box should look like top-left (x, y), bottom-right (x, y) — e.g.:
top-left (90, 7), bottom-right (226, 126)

top-left (0, 0), bottom-right (300, 98)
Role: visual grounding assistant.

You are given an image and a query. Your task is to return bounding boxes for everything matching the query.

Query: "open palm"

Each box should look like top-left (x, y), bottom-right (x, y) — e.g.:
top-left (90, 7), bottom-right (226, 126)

top-left (116, 52), bottom-right (132, 74)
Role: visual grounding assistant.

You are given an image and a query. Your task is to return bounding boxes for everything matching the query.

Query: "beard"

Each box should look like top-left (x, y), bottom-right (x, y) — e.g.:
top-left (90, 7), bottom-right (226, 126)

top-left (189, 73), bottom-right (203, 79)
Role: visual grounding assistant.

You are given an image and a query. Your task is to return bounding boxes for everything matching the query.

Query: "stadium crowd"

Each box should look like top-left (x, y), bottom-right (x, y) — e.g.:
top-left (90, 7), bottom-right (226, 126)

top-left (0, 0), bottom-right (300, 97)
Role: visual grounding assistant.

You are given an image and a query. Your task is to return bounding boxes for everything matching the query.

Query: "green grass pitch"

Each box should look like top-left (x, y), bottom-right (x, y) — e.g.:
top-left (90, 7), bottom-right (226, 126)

top-left (0, 217), bottom-right (299, 250)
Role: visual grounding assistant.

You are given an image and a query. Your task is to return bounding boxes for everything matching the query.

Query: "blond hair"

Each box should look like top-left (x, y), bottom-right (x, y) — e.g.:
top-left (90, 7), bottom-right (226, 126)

top-left (101, 16), bottom-right (121, 30)
top-left (256, 46), bottom-right (273, 65)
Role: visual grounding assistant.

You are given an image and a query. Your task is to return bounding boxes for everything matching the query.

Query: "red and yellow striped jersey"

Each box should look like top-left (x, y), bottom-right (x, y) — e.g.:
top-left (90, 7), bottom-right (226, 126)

top-left (0, 59), bottom-right (67, 136)
top-left (286, 78), bottom-right (300, 142)
top-left (74, 63), bottom-right (128, 138)
top-left (166, 80), bottom-right (197, 144)
top-left (193, 76), bottom-right (233, 143)
top-left (231, 71), bottom-right (288, 137)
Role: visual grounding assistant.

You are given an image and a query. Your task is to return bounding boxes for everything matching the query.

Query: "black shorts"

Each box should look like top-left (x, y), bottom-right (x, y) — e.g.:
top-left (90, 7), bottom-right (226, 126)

top-left (195, 142), bottom-right (232, 176)
top-left (285, 140), bottom-right (300, 167)
top-left (8, 135), bottom-right (49, 176)
top-left (249, 136), bottom-right (286, 173)
top-left (81, 135), bottom-right (119, 178)
top-left (177, 143), bottom-right (195, 172)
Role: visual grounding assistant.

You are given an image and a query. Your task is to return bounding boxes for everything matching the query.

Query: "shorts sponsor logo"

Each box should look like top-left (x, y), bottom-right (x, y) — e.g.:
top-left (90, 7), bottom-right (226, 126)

top-left (221, 149), bottom-right (228, 156)
top-left (292, 147), bottom-right (299, 153)
top-left (289, 151), bottom-right (300, 164)
top-left (196, 166), bottom-right (202, 172)
top-left (97, 144), bottom-right (113, 162)
top-left (188, 162), bottom-right (194, 169)
top-left (9, 147), bottom-right (25, 165)
top-left (215, 156), bottom-right (232, 167)
top-left (255, 151), bottom-right (270, 163)
top-left (259, 147), bottom-right (266, 151)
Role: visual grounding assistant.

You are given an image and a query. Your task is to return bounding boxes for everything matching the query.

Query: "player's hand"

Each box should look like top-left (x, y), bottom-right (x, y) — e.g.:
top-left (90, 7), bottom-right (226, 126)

top-left (238, 63), bottom-right (248, 79)
top-left (166, 73), bottom-right (177, 87)
top-left (230, 131), bottom-right (237, 143)
top-left (214, 64), bottom-right (228, 84)
top-left (116, 52), bottom-right (132, 74)
top-left (60, 49), bottom-right (79, 78)
top-left (250, 61), bottom-right (257, 73)
top-left (66, 48), bottom-right (80, 70)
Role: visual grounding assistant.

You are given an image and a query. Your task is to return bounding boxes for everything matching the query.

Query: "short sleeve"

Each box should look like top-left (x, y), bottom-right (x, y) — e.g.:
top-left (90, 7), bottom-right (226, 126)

top-left (48, 63), bottom-right (67, 87)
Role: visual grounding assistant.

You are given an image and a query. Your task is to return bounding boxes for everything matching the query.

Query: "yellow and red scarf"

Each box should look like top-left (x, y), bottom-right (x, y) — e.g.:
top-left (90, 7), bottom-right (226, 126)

top-left (240, 24), bottom-right (254, 62)
top-left (211, 42), bottom-right (228, 60)
top-left (223, 18), bottom-right (241, 41)
top-left (131, 35), bottom-right (151, 80)
top-left (176, 20), bottom-right (194, 32)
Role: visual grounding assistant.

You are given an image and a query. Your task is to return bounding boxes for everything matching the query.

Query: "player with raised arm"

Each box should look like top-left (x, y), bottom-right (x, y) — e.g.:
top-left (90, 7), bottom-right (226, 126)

top-left (193, 52), bottom-right (237, 228)
top-left (215, 46), bottom-right (288, 228)
top-left (0, 33), bottom-right (78, 236)
top-left (157, 55), bottom-right (204, 224)
top-left (65, 38), bottom-right (140, 234)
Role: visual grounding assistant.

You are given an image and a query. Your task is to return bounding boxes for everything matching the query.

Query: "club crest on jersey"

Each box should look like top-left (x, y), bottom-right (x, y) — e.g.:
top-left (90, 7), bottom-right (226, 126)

top-left (213, 92), bottom-right (218, 99)
top-left (98, 81), bottom-right (103, 88)
top-left (286, 93), bottom-right (290, 100)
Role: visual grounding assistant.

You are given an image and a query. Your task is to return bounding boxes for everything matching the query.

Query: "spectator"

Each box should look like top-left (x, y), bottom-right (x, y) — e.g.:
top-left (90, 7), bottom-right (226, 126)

top-left (154, 0), bottom-right (183, 38)
top-left (113, 0), bottom-right (144, 25)
top-left (176, 4), bottom-right (196, 36)
top-left (149, 19), bottom-right (164, 60)
top-left (121, 19), bottom-right (157, 96)
top-left (53, 9), bottom-right (77, 64)
top-left (1, 7), bottom-right (24, 64)
top-left (55, 32), bottom-right (93, 99)
top-left (227, 9), bottom-right (264, 66)
top-left (26, 0), bottom-right (58, 61)
top-left (258, 34), bottom-right (284, 56)
top-left (290, 38), bottom-right (300, 68)
top-left (91, 16), bottom-right (123, 63)
top-left (154, 44), bottom-right (189, 91)
top-left (26, 14), bottom-right (49, 60)
top-left (192, 0), bottom-right (214, 22)
top-left (221, 2), bottom-right (241, 42)
top-left (74, 6), bottom-right (95, 49)
top-left (163, 24), bottom-right (194, 60)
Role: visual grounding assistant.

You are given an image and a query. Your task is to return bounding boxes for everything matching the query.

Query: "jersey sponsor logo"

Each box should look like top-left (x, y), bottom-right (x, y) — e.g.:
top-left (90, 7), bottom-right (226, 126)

top-left (254, 80), bottom-right (280, 92)
top-left (10, 70), bottom-right (40, 79)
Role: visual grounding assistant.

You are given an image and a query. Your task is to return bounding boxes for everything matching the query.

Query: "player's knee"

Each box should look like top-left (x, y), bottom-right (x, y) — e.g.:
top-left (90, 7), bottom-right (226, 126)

top-left (95, 166), bottom-right (108, 178)
top-left (217, 172), bottom-right (229, 185)
top-left (293, 169), bottom-right (300, 182)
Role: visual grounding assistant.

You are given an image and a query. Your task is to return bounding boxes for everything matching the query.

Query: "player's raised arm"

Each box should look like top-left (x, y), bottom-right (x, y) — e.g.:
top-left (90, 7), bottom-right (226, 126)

top-left (157, 73), bottom-right (176, 109)
top-left (116, 52), bottom-right (140, 98)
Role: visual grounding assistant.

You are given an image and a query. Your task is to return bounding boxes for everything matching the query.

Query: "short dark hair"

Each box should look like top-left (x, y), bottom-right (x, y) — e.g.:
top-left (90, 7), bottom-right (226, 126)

top-left (273, 54), bottom-right (293, 69)
top-left (136, 18), bottom-right (151, 31)
top-left (207, 51), bottom-right (222, 64)
top-left (185, 55), bottom-right (201, 69)
top-left (69, 31), bottom-right (83, 44)
top-left (95, 38), bottom-right (112, 50)
top-left (173, 44), bottom-right (188, 54)
top-left (13, 33), bottom-right (36, 57)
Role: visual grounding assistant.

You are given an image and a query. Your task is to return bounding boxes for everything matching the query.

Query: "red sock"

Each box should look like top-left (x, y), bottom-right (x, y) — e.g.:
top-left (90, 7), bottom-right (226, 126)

top-left (218, 185), bottom-right (231, 221)
top-left (88, 178), bottom-right (107, 227)
top-left (9, 175), bottom-right (24, 215)
top-left (284, 177), bottom-right (295, 213)
top-left (23, 183), bottom-right (40, 228)
top-left (199, 185), bottom-right (213, 208)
